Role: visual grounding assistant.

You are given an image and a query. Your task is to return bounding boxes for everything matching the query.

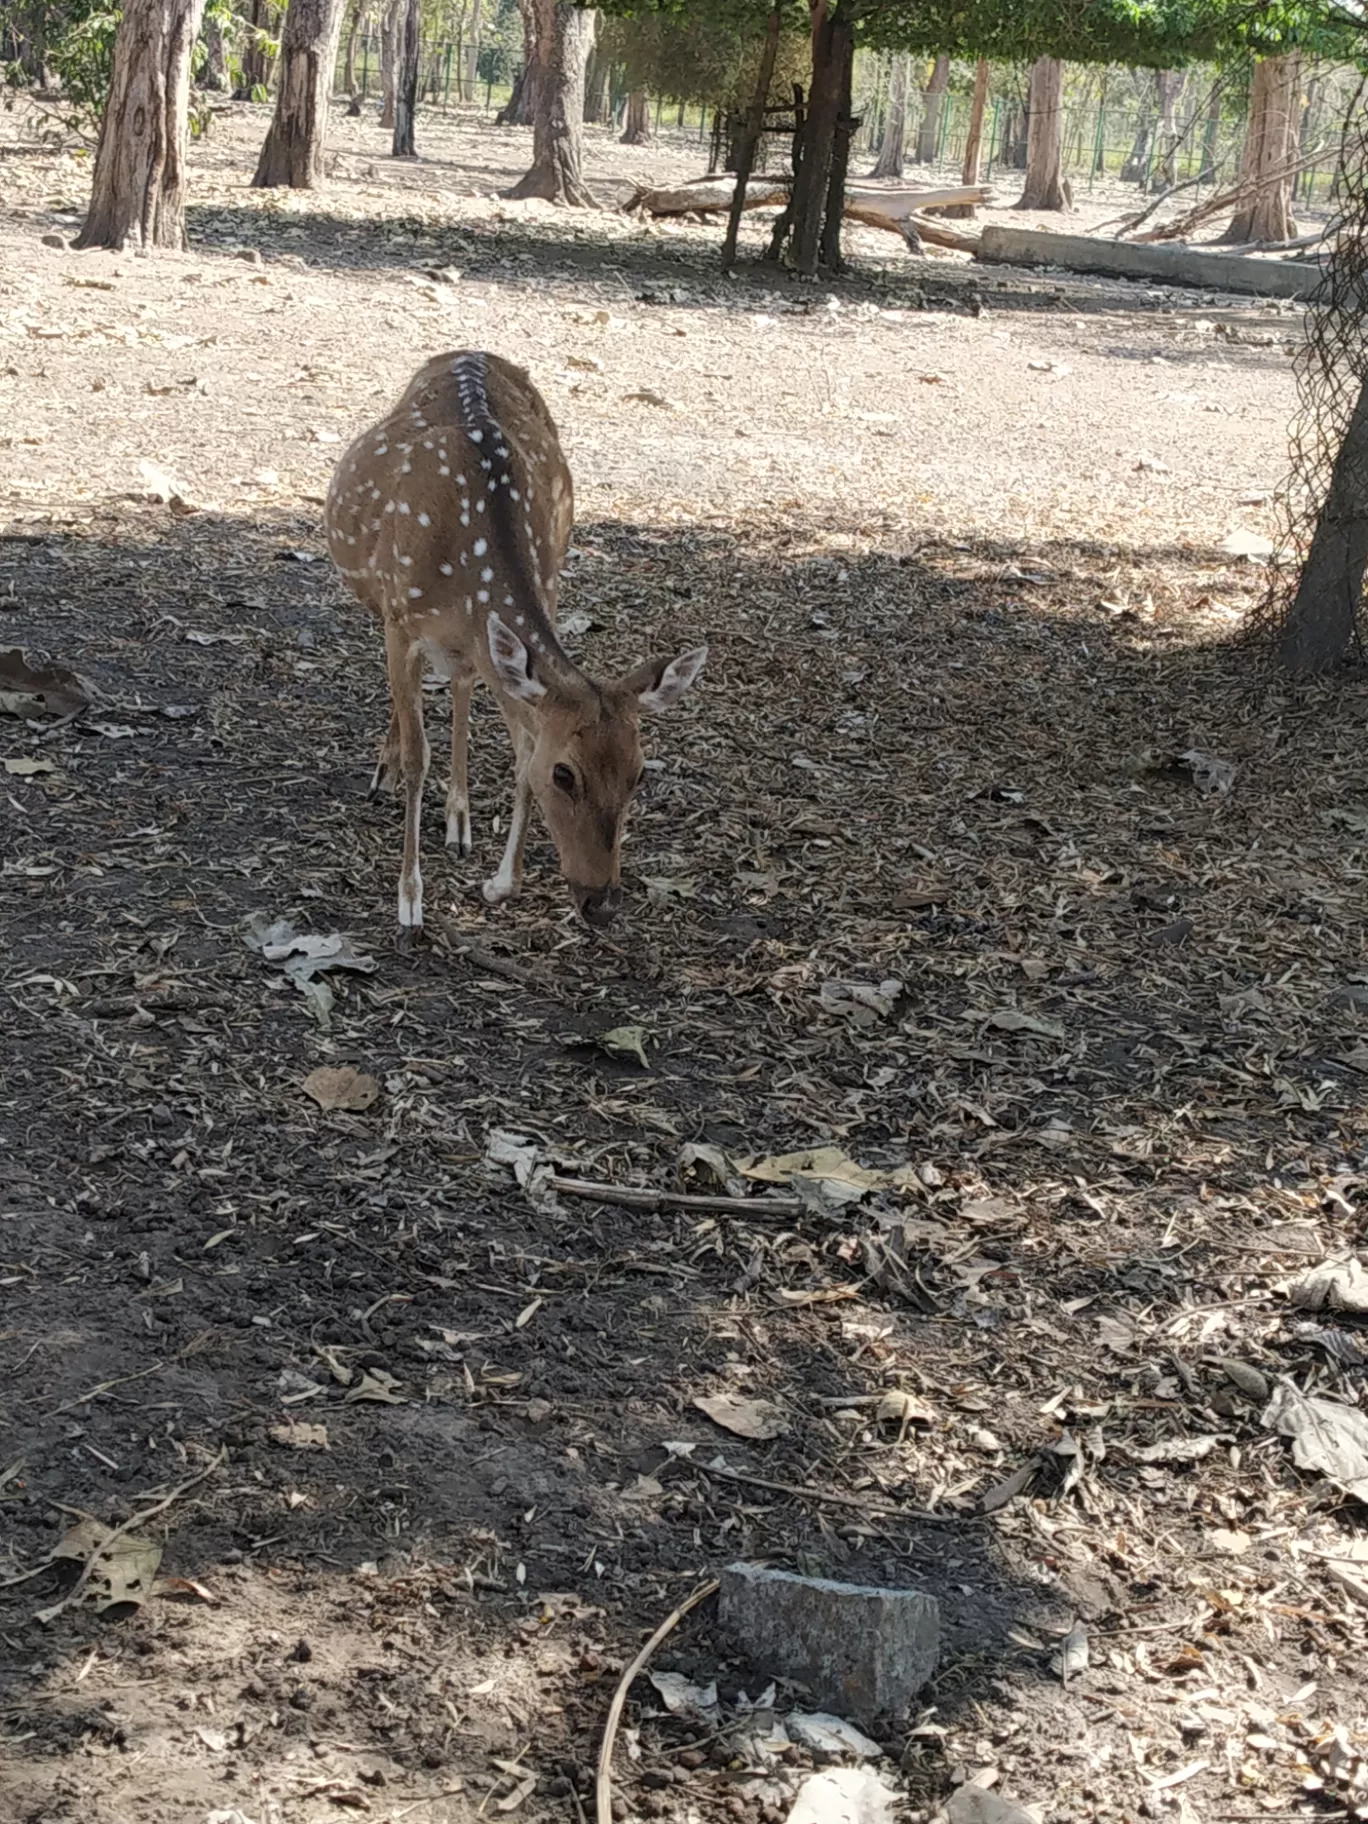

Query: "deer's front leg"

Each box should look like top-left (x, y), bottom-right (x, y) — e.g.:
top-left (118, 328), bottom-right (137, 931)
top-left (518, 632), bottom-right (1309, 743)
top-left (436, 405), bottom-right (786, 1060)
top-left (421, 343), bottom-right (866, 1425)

top-left (445, 670), bottom-right (474, 858)
top-left (384, 626), bottom-right (429, 937)
top-left (483, 737), bottom-right (532, 907)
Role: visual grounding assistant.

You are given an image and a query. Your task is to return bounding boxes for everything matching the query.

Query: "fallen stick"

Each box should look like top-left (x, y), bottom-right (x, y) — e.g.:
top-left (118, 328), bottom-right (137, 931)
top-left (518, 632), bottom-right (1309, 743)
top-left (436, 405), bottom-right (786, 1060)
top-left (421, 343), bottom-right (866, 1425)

top-left (696, 1459), bottom-right (968, 1526)
top-left (596, 1578), bottom-right (720, 1824)
top-left (550, 1174), bottom-right (804, 1218)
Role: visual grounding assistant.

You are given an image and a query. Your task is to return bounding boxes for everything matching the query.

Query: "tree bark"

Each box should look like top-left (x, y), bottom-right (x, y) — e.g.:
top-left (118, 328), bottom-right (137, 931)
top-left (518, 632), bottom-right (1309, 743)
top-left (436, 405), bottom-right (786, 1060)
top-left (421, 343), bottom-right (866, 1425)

top-left (239, 0), bottom-right (271, 94)
top-left (620, 85), bottom-right (649, 145)
top-left (253, 0), bottom-right (347, 187)
top-left (1015, 56), bottom-right (1068, 211)
top-left (1281, 376), bottom-right (1368, 671)
top-left (945, 56), bottom-right (989, 217)
top-left (506, 0), bottom-right (595, 203)
top-left (1220, 55), bottom-right (1300, 244)
top-left (914, 52), bottom-right (949, 165)
top-left (722, 6), bottom-right (781, 270)
top-left (76, 0), bottom-right (206, 251)
top-left (868, 51), bottom-right (906, 180)
top-left (391, 0), bottom-right (419, 154)
top-left (201, 12), bottom-right (230, 90)
top-left (379, 0), bottom-right (398, 126)
top-left (783, 0), bottom-right (851, 276)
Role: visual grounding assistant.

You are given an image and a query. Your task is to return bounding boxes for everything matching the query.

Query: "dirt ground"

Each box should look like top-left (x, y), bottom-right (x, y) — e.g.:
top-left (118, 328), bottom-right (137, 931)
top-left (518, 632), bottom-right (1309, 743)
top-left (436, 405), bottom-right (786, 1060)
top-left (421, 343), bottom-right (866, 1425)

top-left (3, 95), bottom-right (1368, 1824)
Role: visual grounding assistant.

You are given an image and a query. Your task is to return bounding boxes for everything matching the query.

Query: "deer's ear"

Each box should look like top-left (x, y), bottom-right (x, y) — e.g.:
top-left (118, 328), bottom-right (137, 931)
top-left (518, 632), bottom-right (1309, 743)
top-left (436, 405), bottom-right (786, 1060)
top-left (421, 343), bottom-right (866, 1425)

top-left (625, 646), bottom-right (707, 714)
top-left (487, 614), bottom-right (547, 702)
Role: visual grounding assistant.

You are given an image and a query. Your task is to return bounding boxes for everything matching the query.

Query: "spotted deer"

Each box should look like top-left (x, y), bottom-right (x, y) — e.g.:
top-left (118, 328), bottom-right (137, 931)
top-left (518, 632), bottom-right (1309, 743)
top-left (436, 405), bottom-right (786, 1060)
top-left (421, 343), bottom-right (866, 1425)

top-left (324, 351), bottom-right (706, 936)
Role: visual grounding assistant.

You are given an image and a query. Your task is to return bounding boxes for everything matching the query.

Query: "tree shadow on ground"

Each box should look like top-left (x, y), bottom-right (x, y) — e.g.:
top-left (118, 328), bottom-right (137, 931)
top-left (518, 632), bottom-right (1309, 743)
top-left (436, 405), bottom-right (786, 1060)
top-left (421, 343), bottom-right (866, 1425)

top-left (2, 500), bottom-right (1367, 1823)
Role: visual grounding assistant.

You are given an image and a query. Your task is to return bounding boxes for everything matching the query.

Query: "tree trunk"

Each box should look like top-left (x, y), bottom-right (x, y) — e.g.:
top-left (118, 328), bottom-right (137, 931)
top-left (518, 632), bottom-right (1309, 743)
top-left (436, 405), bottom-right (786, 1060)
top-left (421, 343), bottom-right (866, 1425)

top-left (253, 0), bottom-right (347, 187)
top-left (506, 0), bottom-right (595, 204)
top-left (868, 51), bottom-right (906, 180)
top-left (495, 0), bottom-right (536, 124)
top-left (783, 0), bottom-right (850, 276)
top-left (914, 51), bottom-right (949, 165)
top-left (818, 21), bottom-right (854, 271)
top-left (341, 0), bottom-right (362, 95)
top-left (1220, 55), bottom-right (1300, 244)
top-left (945, 57), bottom-right (989, 217)
top-left (462, 0), bottom-right (481, 100)
top-left (1281, 376), bottom-right (1368, 671)
top-left (76, 0), bottom-right (206, 251)
top-left (201, 12), bottom-right (230, 90)
top-left (1015, 56), bottom-right (1068, 211)
top-left (379, 0), bottom-right (398, 125)
top-left (1153, 68), bottom-right (1184, 191)
top-left (620, 86), bottom-right (649, 145)
top-left (391, 0), bottom-right (419, 154)
top-left (1200, 74), bottom-right (1222, 179)
top-left (722, 5), bottom-right (781, 270)
top-left (583, 44), bottom-right (610, 123)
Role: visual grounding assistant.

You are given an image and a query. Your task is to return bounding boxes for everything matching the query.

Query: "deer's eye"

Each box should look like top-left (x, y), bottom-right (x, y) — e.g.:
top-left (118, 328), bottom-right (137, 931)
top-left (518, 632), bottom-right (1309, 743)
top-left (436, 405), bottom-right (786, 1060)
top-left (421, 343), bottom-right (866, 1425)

top-left (552, 764), bottom-right (577, 795)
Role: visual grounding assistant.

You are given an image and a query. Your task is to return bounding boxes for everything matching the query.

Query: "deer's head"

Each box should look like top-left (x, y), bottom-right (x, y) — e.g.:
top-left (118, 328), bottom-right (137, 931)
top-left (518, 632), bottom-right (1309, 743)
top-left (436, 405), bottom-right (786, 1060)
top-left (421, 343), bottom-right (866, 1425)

top-left (488, 615), bottom-right (706, 926)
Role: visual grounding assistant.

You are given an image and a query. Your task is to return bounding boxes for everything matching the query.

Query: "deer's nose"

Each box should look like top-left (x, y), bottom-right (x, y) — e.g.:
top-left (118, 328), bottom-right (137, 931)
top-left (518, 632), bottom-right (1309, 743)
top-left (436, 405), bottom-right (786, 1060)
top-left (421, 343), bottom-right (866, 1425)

top-left (576, 884), bottom-right (622, 928)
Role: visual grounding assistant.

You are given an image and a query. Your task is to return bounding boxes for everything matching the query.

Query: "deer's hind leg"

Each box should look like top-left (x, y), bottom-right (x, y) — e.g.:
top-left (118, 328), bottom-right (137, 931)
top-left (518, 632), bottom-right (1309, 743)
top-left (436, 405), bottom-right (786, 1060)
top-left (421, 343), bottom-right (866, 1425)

top-left (370, 706), bottom-right (402, 799)
top-left (383, 625), bottom-right (429, 937)
top-left (445, 667), bottom-right (474, 858)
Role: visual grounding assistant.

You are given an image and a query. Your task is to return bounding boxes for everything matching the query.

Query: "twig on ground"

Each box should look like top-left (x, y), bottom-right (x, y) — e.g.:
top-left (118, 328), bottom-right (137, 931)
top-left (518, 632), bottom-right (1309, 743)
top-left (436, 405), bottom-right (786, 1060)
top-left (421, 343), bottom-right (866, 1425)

top-left (696, 1459), bottom-right (971, 1526)
top-left (596, 1578), bottom-right (720, 1824)
top-left (550, 1174), bottom-right (804, 1218)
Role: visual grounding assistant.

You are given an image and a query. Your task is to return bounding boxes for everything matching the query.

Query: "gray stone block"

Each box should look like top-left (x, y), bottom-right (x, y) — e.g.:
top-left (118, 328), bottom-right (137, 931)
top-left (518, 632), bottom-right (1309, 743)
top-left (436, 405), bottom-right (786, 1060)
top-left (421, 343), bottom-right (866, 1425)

top-left (718, 1563), bottom-right (939, 1722)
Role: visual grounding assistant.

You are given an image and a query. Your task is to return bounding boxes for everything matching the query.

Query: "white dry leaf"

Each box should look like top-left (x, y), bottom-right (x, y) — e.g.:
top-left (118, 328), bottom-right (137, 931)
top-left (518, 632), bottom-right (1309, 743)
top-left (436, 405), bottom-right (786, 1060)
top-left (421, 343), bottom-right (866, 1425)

top-left (1220, 527), bottom-right (1275, 560)
top-left (787, 1713), bottom-right (885, 1760)
top-left (1050, 1619), bottom-right (1089, 1683)
top-left (648, 1670), bottom-right (720, 1721)
top-left (988, 1008), bottom-right (1065, 1041)
top-left (818, 978), bottom-right (903, 1024)
top-left (1287, 1257), bottom-right (1368, 1315)
top-left (1129, 1435), bottom-right (1218, 1465)
top-left (787, 1767), bottom-right (899, 1824)
top-left (485, 1128), bottom-right (561, 1214)
top-left (345, 1369), bottom-right (406, 1405)
top-left (693, 1392), bottom-right (789, 1440)
top-left (1208, 1527), bottom-right (1251, 1554)
top-left (269, 1421), bottom-right (329, 1450)
top-left (3, 755), bottom-right (54, 775)
top-left (1264, 1381), bottom-right (1368, 1501)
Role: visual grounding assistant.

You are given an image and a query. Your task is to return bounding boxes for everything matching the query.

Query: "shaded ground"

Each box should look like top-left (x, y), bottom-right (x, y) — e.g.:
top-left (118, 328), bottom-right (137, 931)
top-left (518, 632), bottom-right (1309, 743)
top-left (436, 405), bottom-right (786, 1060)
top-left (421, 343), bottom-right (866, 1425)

top-left (2, 95), bottom-right (1368, 1824)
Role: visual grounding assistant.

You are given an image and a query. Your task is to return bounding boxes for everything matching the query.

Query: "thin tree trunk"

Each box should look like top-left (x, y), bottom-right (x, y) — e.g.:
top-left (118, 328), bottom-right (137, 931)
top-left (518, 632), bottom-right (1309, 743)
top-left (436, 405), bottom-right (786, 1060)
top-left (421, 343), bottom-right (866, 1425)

top-left (1015, 55), bottom-right (1068, 210)
top-left (76, 0), bottom-right (207, 251)
top-left (379, 0), bottom-right (398, 125)
top-left (1220, 55), bottom-right (1300, 243)
top-left (1200, 74), bottom-right (1223, 179)
top-left (202, 12), bottom-right (230, 90)
top-left (784, 0), bottom-right (850, 276)
top-left (239, 0), bottom-right (268, 93)
top-left (253, 0), bottom-right (347, 187)
top-left (945, 56), bottom-right (989, 217)
top-left (583, 44), bottom-right (610, 123)
top-left (495, 0), bottom-right (536, 124)
top-left (722, 5), bottom-right (781, 270)
top-left (462, 0), bottom-right (481, 100)
top-left (341, 0), bottom-right (362, 95)
top-left (620, 85), bottom-right (649, 144)
top-left (391, 0), bottom-right (419, 154)
top-left (914, 51), bottom-right (949, 164)
top-left (1153, 68), bottom-right (1184, 191)
top-left (818, 21), bottom-right (854, 271)
top-left (869, 51), bottom-right (906, 180)
top-left (1281, 376), bottom-right (1368, 671)
top-left (506, 0), bottom-right (595, 204)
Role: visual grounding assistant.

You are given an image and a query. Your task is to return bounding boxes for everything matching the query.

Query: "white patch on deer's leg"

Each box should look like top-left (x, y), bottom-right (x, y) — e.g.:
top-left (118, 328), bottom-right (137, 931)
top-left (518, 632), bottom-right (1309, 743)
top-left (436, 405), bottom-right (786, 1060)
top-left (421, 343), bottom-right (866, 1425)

top-left (387, 626), bottom-right (429, 935)
top-left (445, 674), bottom-right (473, 857)
top-left (483, 765), bottom-right (532, 906)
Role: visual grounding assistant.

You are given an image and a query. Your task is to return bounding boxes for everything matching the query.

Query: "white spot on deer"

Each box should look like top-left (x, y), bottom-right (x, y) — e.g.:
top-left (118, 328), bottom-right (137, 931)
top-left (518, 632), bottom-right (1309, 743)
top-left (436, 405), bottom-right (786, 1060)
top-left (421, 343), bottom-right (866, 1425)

top-left (477, 588), bottom-right (489, 603)
top-left (481, 566), bottom-right (493, 582)
top-left (488, 480), bottom-right (497, 492)
top-left (440, 562), bottom-right (453, 575)
top-left (510, 488), bottom-right (520, 502)
top-left (422, 439), bottom-right (433, 450)
top-left (515, 614), bottom-right (525, 627)
top-left (439, 466), bottom-right (450, 477)
top-left (399, 554), bottom-right (413, 567)
top-left (465, 597), bottom-right (473, 614)
top-left (469, 429), bottom-right (484, 444)
top-left (384, 502), bottom-right (395, 514)
top-left (476, 500), bottom-right (486, 515)
top-left (460, 512), bottom-right (469, 526)
top-left (398, 502), bottom-right (411, 515)
top-left (459, 552), bottom-right (468, 568)
top-left (409, 587), bottom-right (423, 599)
top-left (401, 461), bottom-right (412, 474)
top-left (473, 538), bottom-right (487, 557)
top-left (375, 443), bottom-right (388, 456)
top-left (503, 594), bottom-right (514, 606)
top-left (417, 511), bottom-right (431, 527)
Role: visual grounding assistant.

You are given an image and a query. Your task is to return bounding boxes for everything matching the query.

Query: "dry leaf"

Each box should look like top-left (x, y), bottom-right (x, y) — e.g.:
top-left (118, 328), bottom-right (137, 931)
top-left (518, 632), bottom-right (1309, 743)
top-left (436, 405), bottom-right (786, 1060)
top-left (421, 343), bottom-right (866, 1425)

top-left (694, 1392), bottom-right (789, 1439)
top-left (301, 1065), bottom-right (381, 1111)
top-left (269, 1420), bottom-right (329, 1450)
top-left (0, 648), bottom-right (92, 720)
top-left (3, 755), bottom-right (54, 775)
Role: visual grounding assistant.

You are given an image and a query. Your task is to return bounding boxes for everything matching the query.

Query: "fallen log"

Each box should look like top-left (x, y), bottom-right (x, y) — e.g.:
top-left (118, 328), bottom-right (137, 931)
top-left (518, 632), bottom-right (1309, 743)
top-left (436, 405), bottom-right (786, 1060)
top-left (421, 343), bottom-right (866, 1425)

top-left (623, 176), bottom-right (990, 222)
top-left (975, 223), bottom-right (1322, 300)
top-left (844, 198), bottom-right (980, 253)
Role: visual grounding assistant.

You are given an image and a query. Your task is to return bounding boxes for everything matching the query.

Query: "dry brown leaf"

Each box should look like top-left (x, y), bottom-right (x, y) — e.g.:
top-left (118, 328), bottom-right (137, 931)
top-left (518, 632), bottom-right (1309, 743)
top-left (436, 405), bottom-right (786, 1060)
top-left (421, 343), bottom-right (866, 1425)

top-left (694, 1393), bottom-right (789, 1440)
top-left (301, 1065), bottom-right (381, 1111)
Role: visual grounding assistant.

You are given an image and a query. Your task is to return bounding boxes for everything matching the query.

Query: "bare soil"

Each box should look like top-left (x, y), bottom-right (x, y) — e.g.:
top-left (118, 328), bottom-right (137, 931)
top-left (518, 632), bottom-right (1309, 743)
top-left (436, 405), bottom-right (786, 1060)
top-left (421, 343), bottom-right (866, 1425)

top-left (2, 97), bottom-right (1367, 1824)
